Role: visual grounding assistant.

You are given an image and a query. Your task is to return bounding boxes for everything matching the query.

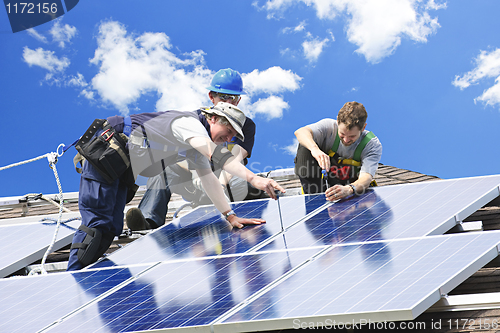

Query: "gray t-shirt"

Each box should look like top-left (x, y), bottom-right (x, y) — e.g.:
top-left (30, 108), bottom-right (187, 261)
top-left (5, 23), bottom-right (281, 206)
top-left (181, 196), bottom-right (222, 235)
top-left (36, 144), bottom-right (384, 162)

top-left (307, 118), bottom-right (382, 177)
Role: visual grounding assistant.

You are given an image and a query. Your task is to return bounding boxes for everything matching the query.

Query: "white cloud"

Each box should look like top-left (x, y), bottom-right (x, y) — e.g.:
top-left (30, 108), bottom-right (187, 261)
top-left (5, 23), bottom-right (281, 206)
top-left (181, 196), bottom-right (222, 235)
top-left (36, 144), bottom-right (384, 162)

top-left (67, 72), bottom-right (87, 88)
top-left (83, 21), bottom-right (303, 118)
top-left (245, 95), bottom-right (290, 119)
top-left (49, 20), bottom-right (77, 48)
top-left (243, 66), bottom-right (302, 95)
top-left (88, 21), bottom-right (213, 115)
top-left (260, 0), bottom-right (446, 63)
top-left (453, 48), bottom-right (500, 108)
top-left (22, 47), bottom-right (70, 73)
top-left (26, 28), bottom-right (48, 43)
top-left (22, 20), bottom-right (302, 119)
top-left (239, 66), bottom-right (302, 119)
top-left (282, 20), bottom-right (307, 34)
top-left (67, 73), bottom-right (95, 100)
top-left (302, 36), bottom-right (330, 62)
top-left (27, 19), bottom-right (77, 48)
top-left (282, 138), bottom-right (299, 155)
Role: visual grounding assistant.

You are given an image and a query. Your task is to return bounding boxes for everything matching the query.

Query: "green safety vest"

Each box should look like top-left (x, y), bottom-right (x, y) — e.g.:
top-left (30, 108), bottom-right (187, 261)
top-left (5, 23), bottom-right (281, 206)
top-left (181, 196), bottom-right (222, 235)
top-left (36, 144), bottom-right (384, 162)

top-left (327, 130), bottom-right (376, 179)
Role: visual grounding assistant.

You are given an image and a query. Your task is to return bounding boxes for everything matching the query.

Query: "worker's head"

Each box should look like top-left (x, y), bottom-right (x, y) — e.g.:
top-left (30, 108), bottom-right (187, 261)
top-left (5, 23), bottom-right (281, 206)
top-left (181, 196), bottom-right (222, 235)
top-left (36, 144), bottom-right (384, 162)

top-left (202, 102), bottom-right (246, 144)
top-left (337, 101), bottom-right (367, 147)
top-left (207, 68), bottom-right (244, 107)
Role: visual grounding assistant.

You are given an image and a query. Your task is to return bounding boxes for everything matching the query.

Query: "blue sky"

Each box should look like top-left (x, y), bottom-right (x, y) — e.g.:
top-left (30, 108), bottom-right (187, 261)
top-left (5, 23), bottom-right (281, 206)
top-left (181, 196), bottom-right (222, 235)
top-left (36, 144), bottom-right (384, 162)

top-left (1, 0), bottom-right (500, 198)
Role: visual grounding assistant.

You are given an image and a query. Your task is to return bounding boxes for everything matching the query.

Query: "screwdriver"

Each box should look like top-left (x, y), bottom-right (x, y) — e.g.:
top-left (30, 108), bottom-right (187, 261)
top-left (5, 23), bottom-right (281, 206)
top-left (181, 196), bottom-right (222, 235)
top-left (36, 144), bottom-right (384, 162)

top-left (275, 189), bottom-right (284, 232)
top-left (322, 169), bottom-right (329, 191)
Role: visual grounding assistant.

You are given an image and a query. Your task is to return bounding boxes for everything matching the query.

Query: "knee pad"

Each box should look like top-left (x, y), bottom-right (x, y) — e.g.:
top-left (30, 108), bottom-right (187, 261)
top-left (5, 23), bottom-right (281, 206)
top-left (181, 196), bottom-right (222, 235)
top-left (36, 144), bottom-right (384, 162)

top-left (71, 225), bottom-right (103, 267)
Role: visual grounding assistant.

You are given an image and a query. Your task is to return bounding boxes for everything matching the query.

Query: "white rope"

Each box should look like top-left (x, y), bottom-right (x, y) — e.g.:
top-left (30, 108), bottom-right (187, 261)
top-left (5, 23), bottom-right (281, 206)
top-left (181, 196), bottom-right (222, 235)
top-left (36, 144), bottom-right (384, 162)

top-left (28, 153), bottom-right (67, 276)
top-left (0, 153), bottom-right (50, 171)
top-left (0, 145), bottom-right (73, 276)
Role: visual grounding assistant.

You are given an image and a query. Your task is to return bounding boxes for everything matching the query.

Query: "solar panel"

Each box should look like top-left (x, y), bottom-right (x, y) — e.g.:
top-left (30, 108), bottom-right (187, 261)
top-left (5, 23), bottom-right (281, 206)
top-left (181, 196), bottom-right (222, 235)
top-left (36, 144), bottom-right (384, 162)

top-left (0, 212), bottom-right (81, 277)
top-left (0, 264), bottom-right (154, 333)
top-left (2, 175), bottom-right (500, 333)
top-left (8, 231), bottom-right (497, 332)
top-left (43, 249), bottom-right (320, 332)
top-left (258, 175), bottom-right (500, 251)
top-left (217, 232), bottom-right (500, 332)
top-left (91, 194), bottom-right (327, 269)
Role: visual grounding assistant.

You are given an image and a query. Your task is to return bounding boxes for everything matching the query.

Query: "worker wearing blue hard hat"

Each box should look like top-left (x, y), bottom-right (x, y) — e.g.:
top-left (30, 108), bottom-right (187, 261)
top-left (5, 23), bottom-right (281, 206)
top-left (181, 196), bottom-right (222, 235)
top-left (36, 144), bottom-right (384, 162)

top-left (207, 68), bottom-right (245, 95)
top-left (67, 68), bottom-right (283, 271)
top-left (126, 68), bottom-right (262, 231)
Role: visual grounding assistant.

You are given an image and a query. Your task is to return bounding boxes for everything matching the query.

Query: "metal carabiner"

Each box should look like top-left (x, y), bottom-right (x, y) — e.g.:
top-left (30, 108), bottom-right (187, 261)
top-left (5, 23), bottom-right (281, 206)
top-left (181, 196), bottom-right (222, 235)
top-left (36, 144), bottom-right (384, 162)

top-left (56, 143), bottom-right (65, 157)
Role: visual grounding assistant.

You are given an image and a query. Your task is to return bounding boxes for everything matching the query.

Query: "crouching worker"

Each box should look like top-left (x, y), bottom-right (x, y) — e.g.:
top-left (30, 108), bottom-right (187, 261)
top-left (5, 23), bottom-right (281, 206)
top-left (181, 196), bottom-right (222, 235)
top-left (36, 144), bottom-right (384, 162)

top-left (294, 101), bottom-right (382, 202)
top-left (68, 102), bottom-right (285, 271)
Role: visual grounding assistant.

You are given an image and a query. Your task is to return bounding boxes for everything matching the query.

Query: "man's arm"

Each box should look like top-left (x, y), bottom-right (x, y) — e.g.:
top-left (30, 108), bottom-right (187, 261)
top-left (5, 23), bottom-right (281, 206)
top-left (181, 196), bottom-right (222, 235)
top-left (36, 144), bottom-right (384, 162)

top-left (294, 125), bottom-right (331, 170)
top-left (188, 136), bottom-right (285, 227)
top-left (325, 138), bottom-right (381, 201)
top-left (218, 145), bottom-right (248, 185)
top-left (196, 167), bottom-right (264, 228)
top-left (325, 172), bottom-right (372, 201)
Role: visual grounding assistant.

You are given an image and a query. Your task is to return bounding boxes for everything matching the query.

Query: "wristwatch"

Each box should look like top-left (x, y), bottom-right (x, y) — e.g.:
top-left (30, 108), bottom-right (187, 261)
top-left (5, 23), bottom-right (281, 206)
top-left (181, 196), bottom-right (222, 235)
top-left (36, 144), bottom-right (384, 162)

top-left (348, 184), bottom-right (356, 195)
top-left (223, 210), bottom-right (236, 220)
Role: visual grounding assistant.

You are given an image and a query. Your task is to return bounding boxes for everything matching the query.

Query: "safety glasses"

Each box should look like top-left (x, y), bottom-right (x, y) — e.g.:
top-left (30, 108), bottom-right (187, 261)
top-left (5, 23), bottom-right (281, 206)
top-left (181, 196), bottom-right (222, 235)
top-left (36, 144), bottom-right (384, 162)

top-left (217, 93), bottom-right (240, 103)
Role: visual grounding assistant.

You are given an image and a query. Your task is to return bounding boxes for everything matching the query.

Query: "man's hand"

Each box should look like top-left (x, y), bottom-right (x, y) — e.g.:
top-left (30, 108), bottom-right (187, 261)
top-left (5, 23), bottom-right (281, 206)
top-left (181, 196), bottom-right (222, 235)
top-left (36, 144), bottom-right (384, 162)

top-left (227, 214), bottom-right (266, 229)
top-left (311, 147), bottom-right (331, 171)
top-left (295, 125), bottom-right (330, 171)
top-left (325, 184), bottom-right (354, 201)
top-left (250, 176), bottom-right (286, 199)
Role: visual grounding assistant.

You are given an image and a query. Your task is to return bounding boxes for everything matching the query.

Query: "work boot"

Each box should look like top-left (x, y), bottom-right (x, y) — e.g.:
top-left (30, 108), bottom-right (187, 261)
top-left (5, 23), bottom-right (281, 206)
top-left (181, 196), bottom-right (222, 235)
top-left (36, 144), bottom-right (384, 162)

top-left (126, 208), bottom-right (151, 231)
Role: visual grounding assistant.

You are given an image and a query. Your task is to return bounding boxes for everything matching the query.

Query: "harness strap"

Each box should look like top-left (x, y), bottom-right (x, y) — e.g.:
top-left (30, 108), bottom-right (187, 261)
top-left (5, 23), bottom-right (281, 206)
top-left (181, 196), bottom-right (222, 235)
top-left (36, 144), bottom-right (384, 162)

top-left (328, 130), bottom-right (375, 164)
top-left (353, 131), bottom-right (375, 162)
top-left (123, 116), bottom-right (132, 136)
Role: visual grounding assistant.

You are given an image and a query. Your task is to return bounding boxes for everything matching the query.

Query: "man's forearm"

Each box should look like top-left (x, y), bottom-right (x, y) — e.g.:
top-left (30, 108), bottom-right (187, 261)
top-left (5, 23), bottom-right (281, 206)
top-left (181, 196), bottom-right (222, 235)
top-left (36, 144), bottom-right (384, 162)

top-left (352, 172), bottom-right (373, 194)
top-left (295, 126), bottom-right (319, 152)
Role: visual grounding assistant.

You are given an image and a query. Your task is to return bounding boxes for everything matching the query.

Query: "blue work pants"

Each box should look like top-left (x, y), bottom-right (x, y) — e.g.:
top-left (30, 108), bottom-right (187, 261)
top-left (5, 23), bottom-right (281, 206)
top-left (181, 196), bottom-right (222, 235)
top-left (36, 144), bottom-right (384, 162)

top-left (67, 162), bottom-right (128, 271)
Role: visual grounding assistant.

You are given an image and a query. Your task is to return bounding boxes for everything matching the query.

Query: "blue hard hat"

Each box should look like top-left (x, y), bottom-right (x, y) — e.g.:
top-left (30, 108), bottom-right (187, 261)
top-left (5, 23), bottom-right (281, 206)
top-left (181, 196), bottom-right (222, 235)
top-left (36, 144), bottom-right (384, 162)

top-left (207, 68), bottom-right (245, 95)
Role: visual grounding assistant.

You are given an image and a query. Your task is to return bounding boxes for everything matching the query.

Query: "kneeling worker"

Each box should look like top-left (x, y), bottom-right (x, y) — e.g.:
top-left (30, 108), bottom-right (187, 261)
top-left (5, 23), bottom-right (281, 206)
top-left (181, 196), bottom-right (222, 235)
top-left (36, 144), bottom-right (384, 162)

top-left (294, 101), bottom-right (382, 201)
top-left (68, 102), bottom-right (284, 271)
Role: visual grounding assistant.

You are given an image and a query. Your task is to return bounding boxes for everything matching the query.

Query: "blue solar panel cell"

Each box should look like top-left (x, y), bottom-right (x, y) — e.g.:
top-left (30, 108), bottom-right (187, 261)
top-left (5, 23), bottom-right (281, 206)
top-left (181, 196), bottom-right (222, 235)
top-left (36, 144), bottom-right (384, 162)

top-left (91, 195), bottom-right (326, 268)
top-left (0, 218), bottom-right (81, 277)
top-left (263, 176), bottom-right (500, 251)
top-left (221, 231), bottom-right (500, 330)
top-left (48, 249), bottom-right (320, 332)
top-left (0, 265), bottom-right (151, 333)
top-left (3, 175), bottom-right (500, 333)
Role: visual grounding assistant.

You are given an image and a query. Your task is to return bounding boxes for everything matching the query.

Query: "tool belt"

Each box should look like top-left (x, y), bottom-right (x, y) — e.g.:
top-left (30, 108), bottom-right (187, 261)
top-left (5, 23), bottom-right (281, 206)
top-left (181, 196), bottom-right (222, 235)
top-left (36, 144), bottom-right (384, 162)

top-left (75, 119), bottom-right (131, 184)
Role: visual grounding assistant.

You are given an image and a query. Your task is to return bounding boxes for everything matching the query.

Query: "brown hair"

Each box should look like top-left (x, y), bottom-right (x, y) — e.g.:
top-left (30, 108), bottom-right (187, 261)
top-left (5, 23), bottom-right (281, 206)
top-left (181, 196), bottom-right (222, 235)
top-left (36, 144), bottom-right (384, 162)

top-left (201, 111), bottom-right (230, 126)
top-left (337, 101), bottom-right (367, 130)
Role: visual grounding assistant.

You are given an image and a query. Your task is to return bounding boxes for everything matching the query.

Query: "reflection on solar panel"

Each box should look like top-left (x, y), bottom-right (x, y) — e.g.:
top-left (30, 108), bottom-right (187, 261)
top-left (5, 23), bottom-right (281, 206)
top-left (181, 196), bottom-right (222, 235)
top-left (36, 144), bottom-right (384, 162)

top-left (91, 194), bottom-right (327, 268)
top-left (219, 232), bottom-right (500, 332)
top-left (262, 175), bottom-right (500, 251)
top-left (0, 213), bottom-right (81, 277)
top-left (2, 175), bottom-right (500, 333)
top-left (0, 264), bottom-right (154, 332)
top-left (3, 232), bottom-right (499, 332)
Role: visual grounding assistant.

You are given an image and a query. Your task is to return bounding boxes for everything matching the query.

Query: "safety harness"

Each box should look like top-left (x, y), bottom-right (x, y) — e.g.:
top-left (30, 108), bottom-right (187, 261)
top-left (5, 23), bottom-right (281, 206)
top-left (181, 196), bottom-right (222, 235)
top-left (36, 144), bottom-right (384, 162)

top-left (326, 130), bottom-right (376, 183)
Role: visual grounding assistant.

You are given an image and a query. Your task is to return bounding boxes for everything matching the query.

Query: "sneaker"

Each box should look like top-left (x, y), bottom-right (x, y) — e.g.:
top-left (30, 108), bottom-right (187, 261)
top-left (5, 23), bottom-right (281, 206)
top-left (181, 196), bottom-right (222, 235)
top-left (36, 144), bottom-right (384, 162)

top-left (126, 208), bottom-right (151, 231)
